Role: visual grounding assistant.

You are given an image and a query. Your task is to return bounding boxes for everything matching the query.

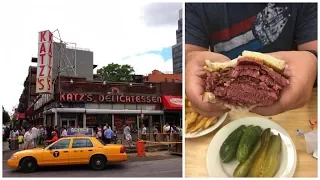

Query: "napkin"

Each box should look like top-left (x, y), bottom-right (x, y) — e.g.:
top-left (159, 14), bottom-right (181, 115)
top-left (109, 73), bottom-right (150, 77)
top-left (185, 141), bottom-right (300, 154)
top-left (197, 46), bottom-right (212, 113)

top-left (304, 130), bottom-right (318, 159)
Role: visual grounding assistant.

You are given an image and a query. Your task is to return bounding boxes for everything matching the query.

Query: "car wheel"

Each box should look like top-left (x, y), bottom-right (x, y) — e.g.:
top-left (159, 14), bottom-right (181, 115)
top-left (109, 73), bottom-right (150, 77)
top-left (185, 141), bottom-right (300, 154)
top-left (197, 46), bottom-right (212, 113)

top-left (20, 157), bottom-right (37, 173)
top-left (90, 155), bottom-right (106, 170)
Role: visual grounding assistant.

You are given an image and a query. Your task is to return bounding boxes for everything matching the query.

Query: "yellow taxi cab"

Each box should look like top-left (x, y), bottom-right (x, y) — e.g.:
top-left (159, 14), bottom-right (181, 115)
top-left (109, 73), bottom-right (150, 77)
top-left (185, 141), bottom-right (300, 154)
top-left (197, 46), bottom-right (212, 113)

top-left (7, 135), bottom-right (127, 173)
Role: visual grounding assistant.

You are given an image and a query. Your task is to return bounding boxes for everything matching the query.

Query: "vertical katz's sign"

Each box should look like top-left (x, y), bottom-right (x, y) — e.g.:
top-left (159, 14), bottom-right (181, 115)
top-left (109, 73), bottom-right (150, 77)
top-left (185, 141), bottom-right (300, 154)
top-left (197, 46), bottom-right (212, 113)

top-left (36, 30), bottom-right (53, 94)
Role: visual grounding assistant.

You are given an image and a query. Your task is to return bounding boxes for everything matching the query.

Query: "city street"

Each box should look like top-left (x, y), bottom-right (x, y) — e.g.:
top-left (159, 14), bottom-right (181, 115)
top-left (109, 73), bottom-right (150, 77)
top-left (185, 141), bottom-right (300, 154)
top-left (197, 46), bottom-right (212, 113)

top-left (3, 149), bottom-right (182, 177)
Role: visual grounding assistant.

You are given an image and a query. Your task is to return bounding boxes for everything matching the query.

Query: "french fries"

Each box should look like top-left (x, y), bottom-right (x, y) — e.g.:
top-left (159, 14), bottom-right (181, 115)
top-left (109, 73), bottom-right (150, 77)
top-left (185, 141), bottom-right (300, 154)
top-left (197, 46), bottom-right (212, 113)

top-left (185, 96), bottom-right (219, 134)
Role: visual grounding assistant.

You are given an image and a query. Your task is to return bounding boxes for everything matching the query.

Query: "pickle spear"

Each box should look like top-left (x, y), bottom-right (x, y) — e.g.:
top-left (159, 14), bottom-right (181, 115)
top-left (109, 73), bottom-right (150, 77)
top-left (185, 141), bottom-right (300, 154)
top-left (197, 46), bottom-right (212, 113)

top-left (233, 139), bottom-right (261, 177)
top-left (248, 128), bottom-right (271, 177)
top-left (258, 134), bottom-right (282, 177)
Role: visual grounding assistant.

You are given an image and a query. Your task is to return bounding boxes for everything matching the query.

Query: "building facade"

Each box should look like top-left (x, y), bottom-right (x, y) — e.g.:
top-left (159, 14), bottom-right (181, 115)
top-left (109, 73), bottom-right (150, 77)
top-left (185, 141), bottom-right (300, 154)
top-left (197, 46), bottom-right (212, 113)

top-left (25, 76), bottom-right (182, 141)
top-left (172, 9), bottom-right (182, 74)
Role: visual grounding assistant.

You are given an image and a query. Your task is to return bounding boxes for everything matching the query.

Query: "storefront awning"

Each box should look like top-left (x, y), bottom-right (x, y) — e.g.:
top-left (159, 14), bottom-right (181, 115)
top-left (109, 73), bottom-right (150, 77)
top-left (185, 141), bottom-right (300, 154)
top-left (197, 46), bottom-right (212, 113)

top-left (18, 113), bottom-right (25, 119)
top-left (162, 96), bottom-right (182, 110)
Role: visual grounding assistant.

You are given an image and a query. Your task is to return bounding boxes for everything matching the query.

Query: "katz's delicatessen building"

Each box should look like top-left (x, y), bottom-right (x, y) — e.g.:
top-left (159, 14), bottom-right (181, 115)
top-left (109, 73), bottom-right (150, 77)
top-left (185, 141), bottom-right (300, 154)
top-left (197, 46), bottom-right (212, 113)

top-left (30, 76), bottom-right (182, 139)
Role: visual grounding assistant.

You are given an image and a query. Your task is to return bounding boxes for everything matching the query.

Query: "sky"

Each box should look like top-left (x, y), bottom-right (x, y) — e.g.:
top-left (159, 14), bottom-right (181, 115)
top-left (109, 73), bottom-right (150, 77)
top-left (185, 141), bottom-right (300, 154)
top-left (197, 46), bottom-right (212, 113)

top-left (0, 0), bottom-right (182, 113)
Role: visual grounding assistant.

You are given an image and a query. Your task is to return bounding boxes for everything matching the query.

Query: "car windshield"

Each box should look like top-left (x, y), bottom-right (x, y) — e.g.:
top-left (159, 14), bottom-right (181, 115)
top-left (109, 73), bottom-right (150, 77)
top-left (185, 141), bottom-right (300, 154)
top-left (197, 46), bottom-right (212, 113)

top-left (96, 138), bottom-right (106, 146)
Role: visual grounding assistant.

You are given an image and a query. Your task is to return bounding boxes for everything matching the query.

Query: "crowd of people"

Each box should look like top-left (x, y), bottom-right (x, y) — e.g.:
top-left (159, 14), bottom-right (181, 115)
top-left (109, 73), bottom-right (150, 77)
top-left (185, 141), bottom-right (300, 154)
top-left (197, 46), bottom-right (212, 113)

top-left (9, 125), bottom-right (59, 150)
top-left (7, 122), bottom-right (183, 150)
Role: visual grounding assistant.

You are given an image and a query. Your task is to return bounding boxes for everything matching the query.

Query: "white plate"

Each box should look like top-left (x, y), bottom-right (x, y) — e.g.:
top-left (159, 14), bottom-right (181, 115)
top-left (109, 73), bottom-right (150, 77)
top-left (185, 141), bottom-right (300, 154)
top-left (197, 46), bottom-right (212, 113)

top-left (206, 117), bottom-right (297, 177)
top-left (185, 112), bottom-right (228, 139)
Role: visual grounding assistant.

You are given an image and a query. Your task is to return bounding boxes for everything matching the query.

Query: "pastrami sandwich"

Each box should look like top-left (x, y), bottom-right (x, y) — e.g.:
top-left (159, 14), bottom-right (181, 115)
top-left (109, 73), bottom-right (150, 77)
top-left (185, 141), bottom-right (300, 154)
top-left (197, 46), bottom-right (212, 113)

top-left (203, 50), bottom-right (289, 111)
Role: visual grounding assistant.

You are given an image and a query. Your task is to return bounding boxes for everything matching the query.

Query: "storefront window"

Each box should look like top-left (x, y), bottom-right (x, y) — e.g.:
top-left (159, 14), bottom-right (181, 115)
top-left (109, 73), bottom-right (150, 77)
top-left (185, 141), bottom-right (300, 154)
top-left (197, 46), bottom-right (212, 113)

top-left (114, 115), bottom-right (137, 134)
top-left (114, 115), bottom-right (125, 134)
top-left (85, 115), bottom-right (112, 129)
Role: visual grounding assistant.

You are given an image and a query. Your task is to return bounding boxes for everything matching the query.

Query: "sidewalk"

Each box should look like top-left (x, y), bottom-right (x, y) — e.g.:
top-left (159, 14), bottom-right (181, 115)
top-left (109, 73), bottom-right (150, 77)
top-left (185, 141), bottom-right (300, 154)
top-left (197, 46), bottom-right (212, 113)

top-left (127, 151), bottom-right (181, 162)
top-left (2, 141), bottom-right (10, 152)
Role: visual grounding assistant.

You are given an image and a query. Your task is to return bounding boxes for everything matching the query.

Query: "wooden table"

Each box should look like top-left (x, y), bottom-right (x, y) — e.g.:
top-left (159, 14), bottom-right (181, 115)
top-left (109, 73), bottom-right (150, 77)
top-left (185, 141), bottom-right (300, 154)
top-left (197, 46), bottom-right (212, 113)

top-left (185, 88), bottom-right (317, 177)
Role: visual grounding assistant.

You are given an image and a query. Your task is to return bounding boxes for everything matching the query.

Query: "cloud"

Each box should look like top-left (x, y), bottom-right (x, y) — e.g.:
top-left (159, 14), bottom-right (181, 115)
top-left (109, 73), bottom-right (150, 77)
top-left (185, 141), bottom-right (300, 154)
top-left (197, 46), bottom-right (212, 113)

top-left (119, 53), bottom-right (173, 76)
top-left (0, 0), bottom-right (180, 112)
top-left (142, 2), bottom-right (182, 27)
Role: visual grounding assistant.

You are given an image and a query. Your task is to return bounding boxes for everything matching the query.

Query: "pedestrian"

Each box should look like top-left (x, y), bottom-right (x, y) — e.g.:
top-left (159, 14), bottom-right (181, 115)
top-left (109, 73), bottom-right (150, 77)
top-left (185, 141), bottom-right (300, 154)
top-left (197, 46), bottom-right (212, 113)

top-left (61, 126), bottom-right (67, 137)
top-left (141, 124), bottom-right (147, 141)
top-left (153, 125), bottom-right (158, 142)
top-left (103, 123), bottom-right (109, 131)
top-left (45, 131), bottom-right (58, 146)
top-left (123, 124), bottom-right (132, 147)
top-left (18, 133), bottom-right (24, 150)
top-left (165, 123), bottom-right (172, 142)
top-left (179, 127), bottom-right (183, 141)
top-left (31, 125), bottom-right (38, 148)
top-left (38, 125), bottom-right (44, 145)
top-left (23, 128), bottom-right (33, 150)
top-left (162, 124), bottom-right (167, 141)
top-left (112, 127), bottom-right (118, 144)
top-left (97, 125), bottom-right (103, 139)
top-left (47, 125), bottom-right (52, 140)
top-left (104, 126), bottom-right (113, 144)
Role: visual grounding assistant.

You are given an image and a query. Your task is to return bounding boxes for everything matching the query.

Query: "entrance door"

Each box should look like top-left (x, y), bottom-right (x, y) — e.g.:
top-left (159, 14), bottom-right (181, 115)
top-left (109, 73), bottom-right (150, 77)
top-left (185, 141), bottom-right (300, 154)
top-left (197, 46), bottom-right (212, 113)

top-left (62, 119), bottom-right (76, 128)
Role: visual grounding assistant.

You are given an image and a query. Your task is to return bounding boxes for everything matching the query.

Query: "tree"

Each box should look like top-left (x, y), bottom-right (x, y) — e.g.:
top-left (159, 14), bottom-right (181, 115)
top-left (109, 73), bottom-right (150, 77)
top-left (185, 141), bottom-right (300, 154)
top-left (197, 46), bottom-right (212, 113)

top-left (2, 106), bottom-right (10, 124)
top-left (97, 63), bottom-right (135, 82)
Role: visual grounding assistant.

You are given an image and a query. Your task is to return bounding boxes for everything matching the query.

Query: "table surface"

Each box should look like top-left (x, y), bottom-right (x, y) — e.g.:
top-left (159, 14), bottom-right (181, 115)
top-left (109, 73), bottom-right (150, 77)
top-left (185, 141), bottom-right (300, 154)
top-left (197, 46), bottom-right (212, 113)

top-left (185, 88), bottom-right (318, 177)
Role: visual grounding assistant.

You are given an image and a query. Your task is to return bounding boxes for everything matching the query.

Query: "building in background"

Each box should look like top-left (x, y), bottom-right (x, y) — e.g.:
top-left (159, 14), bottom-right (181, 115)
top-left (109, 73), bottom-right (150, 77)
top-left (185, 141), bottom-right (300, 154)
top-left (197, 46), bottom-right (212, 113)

top-left (144, 70), bottom-right (182, 83)
top-left (172, 9), bottom-right (182, 74)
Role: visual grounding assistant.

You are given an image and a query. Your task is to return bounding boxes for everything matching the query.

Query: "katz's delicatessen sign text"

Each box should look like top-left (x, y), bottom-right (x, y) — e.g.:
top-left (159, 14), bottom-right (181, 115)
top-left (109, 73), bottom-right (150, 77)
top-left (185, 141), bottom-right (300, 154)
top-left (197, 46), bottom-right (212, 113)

top-left (36, 30), bottom-right (53, 94)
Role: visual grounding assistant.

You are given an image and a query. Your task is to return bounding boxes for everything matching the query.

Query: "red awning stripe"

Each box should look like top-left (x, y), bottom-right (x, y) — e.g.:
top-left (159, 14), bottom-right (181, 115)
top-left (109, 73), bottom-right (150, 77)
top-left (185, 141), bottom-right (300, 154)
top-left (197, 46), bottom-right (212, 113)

top-left (161, 96), bottom-right (182, 110)
top-left (18, 113), bottom-right (25, 119)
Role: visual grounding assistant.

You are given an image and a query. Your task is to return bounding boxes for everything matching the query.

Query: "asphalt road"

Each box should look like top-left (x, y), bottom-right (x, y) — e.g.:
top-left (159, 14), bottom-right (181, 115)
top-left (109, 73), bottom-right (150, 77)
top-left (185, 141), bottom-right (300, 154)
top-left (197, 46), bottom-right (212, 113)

top-left (3, 150), bottom-right (182, 177)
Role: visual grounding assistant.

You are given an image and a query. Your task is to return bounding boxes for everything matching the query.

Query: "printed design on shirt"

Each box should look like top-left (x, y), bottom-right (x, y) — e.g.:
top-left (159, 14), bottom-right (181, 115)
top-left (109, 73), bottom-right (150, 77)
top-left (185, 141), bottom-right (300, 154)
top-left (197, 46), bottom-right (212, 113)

top-left (212, 3), bottom-right (291, 59)
top-left (253, 3), bottom-right (290, 45)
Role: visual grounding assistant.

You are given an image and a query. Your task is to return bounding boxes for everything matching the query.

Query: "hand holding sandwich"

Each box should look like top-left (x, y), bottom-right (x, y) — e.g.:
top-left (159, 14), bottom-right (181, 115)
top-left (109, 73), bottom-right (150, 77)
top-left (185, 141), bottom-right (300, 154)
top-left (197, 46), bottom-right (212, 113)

top-left (251, 51), bottom-right (317, 116)
top-left (186, 51), bottom-right (230, 117)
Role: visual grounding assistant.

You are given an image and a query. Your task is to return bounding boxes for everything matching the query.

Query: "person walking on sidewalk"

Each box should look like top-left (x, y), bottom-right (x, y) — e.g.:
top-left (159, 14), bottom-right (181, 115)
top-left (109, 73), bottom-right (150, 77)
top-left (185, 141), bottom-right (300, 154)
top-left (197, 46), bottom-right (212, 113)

top-left (153, 125), bottom-right (158, 142)
top-left (141, 124), bottom-right (147, 141)
top-left (23, 128), bottom-right (33, 150)
top-left (104, 126), bottom-right (113, 144)
top-left (31, 126), bottom-right (39, 148)
top-left (124, 124), bottom-right (132, 147)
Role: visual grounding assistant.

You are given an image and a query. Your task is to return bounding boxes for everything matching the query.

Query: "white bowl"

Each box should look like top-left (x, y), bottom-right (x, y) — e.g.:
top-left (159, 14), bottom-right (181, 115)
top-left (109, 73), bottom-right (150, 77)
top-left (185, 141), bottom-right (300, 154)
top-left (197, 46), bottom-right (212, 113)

top-left (206, 117), bottom-right (297, 177)
top-left (185, 112), bottom-right (228, 139)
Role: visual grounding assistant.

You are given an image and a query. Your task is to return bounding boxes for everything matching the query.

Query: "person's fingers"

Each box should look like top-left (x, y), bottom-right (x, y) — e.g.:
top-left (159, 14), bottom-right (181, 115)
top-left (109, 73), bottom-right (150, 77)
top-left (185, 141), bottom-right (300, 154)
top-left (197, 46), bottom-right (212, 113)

top-left (250, 102), bottom-right (283, 116)
top-left (204, 52), bottom-right (232, 63)
top-left (192, 105), bottom-right (229, 118)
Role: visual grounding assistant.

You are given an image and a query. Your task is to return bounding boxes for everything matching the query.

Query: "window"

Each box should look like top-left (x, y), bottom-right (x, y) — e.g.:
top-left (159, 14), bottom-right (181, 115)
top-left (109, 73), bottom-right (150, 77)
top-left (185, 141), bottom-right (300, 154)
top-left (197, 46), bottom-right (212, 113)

top-left (72, 139), bottom-right (94, 148)
top-left (96, 138), bottom-right (106, 146)
top-left (50, 139), bottom-right (70, 149)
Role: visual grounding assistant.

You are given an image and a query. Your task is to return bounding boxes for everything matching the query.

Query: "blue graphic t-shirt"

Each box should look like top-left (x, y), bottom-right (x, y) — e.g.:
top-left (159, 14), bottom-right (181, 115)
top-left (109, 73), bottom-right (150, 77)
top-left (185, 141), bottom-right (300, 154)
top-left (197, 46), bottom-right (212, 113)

top-left (185, 3), bottom-right (317, 59)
